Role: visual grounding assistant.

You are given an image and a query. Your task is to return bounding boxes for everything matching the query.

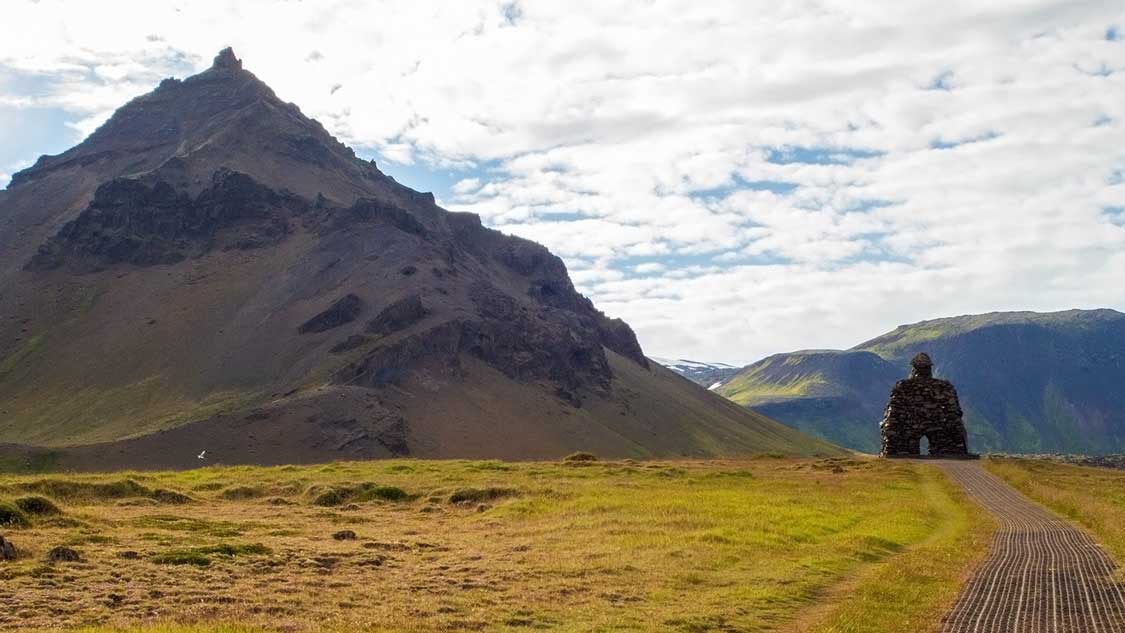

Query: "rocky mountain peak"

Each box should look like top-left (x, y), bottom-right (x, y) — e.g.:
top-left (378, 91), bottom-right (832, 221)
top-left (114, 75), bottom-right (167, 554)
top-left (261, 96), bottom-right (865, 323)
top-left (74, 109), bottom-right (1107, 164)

top-left (211, 47), bottom-right (243, 71)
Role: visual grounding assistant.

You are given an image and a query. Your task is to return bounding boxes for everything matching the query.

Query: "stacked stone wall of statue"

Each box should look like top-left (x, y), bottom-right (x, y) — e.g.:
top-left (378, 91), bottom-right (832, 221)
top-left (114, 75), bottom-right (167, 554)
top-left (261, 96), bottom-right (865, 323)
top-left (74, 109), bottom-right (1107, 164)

top-left (880, 352), bottom-right (970, 456)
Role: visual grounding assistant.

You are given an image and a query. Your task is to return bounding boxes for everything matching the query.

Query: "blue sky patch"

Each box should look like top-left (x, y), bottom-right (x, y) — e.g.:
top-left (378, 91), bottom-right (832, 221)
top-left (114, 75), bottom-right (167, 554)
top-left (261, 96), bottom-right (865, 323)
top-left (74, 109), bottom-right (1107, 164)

top-left (1106, 206), bottom-right (1125, 225)
top-left (689, 174), bottom-right (798, 199)
top-left (926, 70), bottom-right (955, 91)
top-left (766, 146), bottom-right (883, 165)
top-left (929, 131), bottom-right (1001, 150)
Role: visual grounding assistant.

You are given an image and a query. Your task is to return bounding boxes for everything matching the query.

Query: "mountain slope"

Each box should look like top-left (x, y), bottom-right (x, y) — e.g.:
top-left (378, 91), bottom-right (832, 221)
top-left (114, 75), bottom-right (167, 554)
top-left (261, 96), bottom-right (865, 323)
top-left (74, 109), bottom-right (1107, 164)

top-left (717, 310), bottom-right (1125, 454)
top-left (719, 350), bottom-right (902, 451)
top-left (0, 49), bottom-right (839, 465)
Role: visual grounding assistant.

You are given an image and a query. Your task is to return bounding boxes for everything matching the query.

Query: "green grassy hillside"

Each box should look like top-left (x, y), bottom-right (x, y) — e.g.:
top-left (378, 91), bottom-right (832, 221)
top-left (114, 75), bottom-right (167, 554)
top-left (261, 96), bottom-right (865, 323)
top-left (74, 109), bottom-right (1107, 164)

top-left (718, 310), bottom-right (1125, 454)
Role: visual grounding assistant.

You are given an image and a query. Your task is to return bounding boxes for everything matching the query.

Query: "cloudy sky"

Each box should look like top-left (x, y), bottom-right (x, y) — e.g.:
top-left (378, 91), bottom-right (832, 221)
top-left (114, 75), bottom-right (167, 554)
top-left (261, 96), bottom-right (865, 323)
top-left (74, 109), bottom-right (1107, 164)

top-left (2, 1), bottom-right (1123, 364)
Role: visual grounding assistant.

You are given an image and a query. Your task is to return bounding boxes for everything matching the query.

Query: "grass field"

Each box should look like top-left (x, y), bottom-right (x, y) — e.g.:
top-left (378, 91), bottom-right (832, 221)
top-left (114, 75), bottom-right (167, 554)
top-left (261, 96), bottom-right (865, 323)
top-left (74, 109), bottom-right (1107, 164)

top-left (985, 457), bottom-right (1125, 572)
top-left (0, 457), bottom-right (991, 632)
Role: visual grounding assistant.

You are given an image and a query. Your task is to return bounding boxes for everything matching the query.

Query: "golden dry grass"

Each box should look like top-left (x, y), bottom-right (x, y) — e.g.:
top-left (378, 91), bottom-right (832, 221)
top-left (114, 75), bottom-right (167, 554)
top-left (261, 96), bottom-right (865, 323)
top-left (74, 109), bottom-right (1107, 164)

top-left (984, 457), bottom-right (1125, 570)
top-left (0, 457), bottom-right (989, 632)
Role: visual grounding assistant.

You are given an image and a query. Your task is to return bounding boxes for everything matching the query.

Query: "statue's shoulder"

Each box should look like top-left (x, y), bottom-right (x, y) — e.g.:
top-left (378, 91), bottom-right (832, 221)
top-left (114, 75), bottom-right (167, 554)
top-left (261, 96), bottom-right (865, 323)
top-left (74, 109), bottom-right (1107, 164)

top-left (887, 378), bottom-right (911, 396)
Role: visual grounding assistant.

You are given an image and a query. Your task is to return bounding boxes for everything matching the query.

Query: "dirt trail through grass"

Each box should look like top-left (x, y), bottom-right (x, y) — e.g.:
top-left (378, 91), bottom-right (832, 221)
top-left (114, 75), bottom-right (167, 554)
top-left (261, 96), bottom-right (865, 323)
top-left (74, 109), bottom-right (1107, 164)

top-left (939, 460), bottom-right (1125, 632)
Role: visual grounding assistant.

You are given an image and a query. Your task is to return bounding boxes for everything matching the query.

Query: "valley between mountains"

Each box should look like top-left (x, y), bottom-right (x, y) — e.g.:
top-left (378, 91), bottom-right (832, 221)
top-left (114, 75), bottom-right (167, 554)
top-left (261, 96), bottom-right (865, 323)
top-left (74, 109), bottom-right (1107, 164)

top-left (662, 309), bottom-right (1125, 455)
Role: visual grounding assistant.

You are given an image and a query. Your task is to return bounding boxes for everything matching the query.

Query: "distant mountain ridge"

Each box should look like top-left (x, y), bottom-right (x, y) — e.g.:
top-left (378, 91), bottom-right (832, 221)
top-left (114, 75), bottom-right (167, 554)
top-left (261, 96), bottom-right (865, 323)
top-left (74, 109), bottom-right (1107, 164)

top-left (715, 309), bottom-right (1125, 454)
top-left (651, 358), bottom-right (741, 390)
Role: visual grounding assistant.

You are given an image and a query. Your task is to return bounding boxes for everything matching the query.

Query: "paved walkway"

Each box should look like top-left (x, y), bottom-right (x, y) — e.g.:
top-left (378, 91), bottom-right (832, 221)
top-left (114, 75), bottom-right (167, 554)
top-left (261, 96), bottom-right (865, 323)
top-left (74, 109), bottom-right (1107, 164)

top-left (939, 461), bottom-right (1125, 632)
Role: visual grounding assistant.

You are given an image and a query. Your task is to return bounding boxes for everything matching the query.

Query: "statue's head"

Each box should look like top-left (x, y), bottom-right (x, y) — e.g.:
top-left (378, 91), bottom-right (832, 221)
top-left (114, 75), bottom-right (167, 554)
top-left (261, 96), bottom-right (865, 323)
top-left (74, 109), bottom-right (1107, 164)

top-left (910, 352), bottom-right (933, 378)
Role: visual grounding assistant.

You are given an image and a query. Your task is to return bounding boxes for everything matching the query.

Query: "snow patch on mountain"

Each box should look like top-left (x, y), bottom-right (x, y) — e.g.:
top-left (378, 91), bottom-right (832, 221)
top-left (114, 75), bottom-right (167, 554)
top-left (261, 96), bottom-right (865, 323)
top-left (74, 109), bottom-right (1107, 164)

top-left (652, 357), bottom-right (743, 389)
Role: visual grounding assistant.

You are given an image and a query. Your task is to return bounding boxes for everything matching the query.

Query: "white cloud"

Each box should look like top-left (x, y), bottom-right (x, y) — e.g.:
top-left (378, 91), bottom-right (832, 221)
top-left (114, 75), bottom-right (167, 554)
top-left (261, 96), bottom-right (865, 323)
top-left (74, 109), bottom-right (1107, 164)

top-left (2, 0), bottom-right (1124, 363)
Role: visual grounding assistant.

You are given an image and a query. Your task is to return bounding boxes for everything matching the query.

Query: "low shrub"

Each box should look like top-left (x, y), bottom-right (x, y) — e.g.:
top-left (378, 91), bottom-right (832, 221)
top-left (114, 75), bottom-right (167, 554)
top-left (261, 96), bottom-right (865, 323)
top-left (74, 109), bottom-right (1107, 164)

top-left (563, 452), bottom-right (598, 462)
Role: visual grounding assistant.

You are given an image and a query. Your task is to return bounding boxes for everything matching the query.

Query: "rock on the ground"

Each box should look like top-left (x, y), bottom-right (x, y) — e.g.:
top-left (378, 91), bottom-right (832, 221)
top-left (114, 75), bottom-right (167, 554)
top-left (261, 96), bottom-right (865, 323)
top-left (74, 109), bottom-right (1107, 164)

top-left (45, 546), bottom-right (81, 562)
top-left (0, 535), bottom-right (16, 560)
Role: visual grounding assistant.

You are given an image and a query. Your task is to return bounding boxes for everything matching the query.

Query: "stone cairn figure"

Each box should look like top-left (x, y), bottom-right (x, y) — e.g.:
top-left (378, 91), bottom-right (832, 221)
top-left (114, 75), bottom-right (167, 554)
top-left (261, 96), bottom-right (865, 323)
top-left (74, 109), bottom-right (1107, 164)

top-left (879, 352), bottom-right (972, 457)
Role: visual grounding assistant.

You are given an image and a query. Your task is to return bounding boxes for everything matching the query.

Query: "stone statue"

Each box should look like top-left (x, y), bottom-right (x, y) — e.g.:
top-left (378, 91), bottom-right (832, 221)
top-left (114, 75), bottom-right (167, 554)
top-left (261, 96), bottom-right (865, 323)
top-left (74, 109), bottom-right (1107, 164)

top-left (879, 352), bottom-right (971, 457)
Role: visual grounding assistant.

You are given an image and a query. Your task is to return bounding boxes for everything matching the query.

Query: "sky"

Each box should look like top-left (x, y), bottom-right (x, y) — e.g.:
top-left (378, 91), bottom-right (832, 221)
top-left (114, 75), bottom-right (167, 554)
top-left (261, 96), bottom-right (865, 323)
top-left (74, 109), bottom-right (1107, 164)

top-left (1, 1), bottom-right (1124, 365)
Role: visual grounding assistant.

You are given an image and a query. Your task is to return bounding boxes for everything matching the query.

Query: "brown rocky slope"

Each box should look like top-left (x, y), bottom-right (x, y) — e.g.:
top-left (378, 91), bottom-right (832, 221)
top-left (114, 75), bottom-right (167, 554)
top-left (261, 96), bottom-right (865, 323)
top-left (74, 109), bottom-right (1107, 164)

top-left (0, 49), bottom-right (839, 469)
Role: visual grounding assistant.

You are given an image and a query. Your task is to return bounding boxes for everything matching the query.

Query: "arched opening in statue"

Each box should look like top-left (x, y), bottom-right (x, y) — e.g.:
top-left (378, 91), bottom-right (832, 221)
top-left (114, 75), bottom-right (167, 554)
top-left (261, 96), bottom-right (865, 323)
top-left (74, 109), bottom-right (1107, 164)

top-left (919, 435), bottom-right (931, 456)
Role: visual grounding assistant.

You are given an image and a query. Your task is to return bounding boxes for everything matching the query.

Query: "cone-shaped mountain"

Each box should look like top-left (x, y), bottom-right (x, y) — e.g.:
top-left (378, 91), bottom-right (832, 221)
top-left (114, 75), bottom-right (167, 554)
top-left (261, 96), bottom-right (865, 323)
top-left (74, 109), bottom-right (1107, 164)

top-left (0, 49), bottom-right (838, 468)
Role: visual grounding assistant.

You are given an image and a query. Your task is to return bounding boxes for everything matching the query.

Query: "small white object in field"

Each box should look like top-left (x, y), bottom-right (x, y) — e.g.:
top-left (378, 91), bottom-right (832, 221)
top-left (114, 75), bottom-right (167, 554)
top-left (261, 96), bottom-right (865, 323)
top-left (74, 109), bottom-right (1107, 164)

top-left (197, 450), bottom-right (206, 460)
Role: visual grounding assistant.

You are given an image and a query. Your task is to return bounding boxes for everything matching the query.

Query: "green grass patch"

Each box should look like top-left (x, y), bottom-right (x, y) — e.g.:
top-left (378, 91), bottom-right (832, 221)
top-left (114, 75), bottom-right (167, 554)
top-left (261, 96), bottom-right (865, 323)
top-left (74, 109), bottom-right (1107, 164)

top-left (0, 450), bottom-right (61, 474)
top-left (0, 332), bottom-right (46, 380)
top-left (798, 464), bottom-right (994, 632)
top-left (151, 543), bottom-right (271, 567)
top-left (132, 515), bottom-right (243, 537)
top-left (311, 482), bottom-right (412, 506)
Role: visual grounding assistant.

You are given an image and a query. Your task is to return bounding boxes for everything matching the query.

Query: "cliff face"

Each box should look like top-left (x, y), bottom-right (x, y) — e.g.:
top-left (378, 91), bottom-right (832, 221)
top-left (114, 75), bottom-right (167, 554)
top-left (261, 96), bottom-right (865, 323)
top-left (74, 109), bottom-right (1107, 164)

top-left (0, 49), bottom-right (836, 466)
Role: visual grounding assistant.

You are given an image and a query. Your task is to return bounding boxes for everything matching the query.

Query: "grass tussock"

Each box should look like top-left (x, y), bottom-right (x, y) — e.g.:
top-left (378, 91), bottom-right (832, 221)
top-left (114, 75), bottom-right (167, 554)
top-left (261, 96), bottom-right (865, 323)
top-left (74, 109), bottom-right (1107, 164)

top-left (0, 500), bottom-right (30, 528)
top-left (448, 487), bottom-right (517, 504)
top-left (151, 489), bottom-right (192, 504)
top-left (8, 479), bottom-right (193, 505)
top-left (311, 482), bottom-right (412, 506)
top-left (219, 486), bottom-right (265, 500)
top-left (13, 495), bottom-right (61, 516)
